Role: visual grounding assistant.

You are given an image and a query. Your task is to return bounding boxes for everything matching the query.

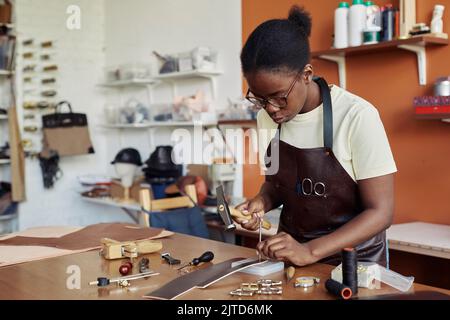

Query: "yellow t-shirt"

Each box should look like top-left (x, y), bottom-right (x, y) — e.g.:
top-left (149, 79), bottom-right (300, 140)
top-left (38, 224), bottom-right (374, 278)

top-left (257, 84), bottom-right (397, 181)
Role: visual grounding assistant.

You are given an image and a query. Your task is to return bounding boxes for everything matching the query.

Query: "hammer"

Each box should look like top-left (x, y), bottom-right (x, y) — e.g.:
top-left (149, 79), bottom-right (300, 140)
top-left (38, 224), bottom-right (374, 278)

top-left (216, 185), bottom-right (271, 230)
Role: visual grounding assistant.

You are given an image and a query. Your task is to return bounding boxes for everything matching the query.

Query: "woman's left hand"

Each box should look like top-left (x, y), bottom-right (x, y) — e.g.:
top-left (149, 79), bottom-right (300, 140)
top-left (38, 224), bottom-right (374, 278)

top-left (256, 232), bottom-right (319, 266)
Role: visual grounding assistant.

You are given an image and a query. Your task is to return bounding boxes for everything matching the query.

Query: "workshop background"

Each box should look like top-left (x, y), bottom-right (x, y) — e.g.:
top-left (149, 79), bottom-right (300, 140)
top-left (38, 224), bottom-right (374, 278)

top-left (0, 0), bottom-right (449, 290)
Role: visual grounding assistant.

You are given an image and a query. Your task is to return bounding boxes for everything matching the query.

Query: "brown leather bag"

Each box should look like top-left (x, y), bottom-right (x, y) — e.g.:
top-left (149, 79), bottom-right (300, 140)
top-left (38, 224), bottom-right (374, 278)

top-left (42, 101), bottom-right (95, 157)
top-left (0, 1), bottom-right (12, 24)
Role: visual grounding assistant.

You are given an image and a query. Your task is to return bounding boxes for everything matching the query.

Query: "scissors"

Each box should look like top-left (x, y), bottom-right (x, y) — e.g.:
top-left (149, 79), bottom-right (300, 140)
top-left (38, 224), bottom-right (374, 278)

top-left (298, 178), bottom-right (326, 196)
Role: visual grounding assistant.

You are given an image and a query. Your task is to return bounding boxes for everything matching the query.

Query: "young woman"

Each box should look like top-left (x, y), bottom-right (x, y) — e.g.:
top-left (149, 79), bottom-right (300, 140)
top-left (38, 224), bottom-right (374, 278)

top-left (234, 6), bottom-right (397, 267)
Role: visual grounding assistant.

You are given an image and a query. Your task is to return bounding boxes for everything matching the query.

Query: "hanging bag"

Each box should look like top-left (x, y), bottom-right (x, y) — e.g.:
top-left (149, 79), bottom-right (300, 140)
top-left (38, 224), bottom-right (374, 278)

top-left (42, 101), bottom-right (95, 157)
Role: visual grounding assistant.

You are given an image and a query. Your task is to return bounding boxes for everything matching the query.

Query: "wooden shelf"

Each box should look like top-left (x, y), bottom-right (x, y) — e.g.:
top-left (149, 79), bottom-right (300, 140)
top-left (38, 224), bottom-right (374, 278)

top-left (387, 222), bottom-right (450, 259)
top-left (416, 114), bottom-right (450, 120)
top-left (415, 105), bottom-right (450, 121)
top-left (311, 35), bottom-right (448, 88)
top-left (312, 35), bottom-right (448, 57)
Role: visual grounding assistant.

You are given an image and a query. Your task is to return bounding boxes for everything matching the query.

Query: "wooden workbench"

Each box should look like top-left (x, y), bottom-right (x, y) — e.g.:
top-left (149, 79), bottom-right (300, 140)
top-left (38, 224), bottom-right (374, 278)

top-left (0, 232), bottom-right (448, 300)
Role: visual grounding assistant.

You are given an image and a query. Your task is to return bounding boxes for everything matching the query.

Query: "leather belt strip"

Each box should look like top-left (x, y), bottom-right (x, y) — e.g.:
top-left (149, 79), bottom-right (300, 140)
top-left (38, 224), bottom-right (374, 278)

top-left (144, 258), bottom-right (267, 300)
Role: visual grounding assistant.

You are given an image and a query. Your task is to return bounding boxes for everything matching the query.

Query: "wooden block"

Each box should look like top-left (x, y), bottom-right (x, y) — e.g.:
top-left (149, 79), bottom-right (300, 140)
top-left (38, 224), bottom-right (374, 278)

top-left (184, 184), bottom-right (198, 204)
top-left (400, 0), bottom-right (416, 38)
top-left (139, 188), bottom-right (151, 227)
top-left (101, 237), bottom-right (162, 260)
top-left (7, 107), bottom-right (25, 202)
top-left (110, 177), bottom-right (144, 202)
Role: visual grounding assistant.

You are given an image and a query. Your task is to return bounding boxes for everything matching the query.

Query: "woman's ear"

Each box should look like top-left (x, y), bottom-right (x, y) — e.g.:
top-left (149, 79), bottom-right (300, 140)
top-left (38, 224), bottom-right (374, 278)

top-left (303, 64), bottom-right (313, 83)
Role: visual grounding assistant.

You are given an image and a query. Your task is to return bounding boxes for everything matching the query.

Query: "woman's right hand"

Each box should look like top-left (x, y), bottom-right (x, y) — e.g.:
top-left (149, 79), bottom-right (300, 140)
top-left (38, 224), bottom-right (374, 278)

top-left (233, 195), bottom-right (266, 231)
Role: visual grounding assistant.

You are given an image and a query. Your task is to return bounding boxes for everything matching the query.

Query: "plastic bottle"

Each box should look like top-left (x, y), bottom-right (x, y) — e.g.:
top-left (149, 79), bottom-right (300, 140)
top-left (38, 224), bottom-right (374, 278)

top-left (349, 0), bottom-right (367, 47)
top-left (365, 1), bottom-right (381, 29)
top-left (363, 1), bottom-right (381, 44)
top-left (334, 2), bottom-right (350, 48)
top-left (431, 4), bottom-right (445, 34)
top-left (382, 4), bottom-right (395, 41)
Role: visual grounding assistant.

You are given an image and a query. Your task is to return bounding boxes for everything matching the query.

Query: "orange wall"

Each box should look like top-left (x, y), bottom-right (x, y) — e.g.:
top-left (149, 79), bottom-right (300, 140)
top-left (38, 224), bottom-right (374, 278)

top-left (242, 0), bottom-right (450, 225)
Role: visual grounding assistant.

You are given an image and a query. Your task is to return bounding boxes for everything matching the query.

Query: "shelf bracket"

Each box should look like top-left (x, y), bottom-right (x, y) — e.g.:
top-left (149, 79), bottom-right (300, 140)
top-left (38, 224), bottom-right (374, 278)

top-left (317, 54), bottom-right (346, 89)
top-left (397, 44), bottom-right (427, 85)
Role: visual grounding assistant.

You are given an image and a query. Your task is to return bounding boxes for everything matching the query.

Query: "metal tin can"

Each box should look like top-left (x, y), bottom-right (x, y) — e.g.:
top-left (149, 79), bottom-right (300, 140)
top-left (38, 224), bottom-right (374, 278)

top-left (434, 77), bottom-right (450, 96)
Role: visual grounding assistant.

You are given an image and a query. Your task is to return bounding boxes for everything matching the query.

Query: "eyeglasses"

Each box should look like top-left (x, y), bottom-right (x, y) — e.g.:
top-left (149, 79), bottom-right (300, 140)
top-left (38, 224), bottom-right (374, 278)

top-left (245, 72), bottom-right (302, 109)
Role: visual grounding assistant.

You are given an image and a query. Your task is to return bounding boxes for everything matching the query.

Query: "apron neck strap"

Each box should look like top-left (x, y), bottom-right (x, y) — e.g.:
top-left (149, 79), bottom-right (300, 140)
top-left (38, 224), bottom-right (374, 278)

top-left (277, 77), bottom-right (333, 150)
top-left (314, 77), bottom-right (333, 150)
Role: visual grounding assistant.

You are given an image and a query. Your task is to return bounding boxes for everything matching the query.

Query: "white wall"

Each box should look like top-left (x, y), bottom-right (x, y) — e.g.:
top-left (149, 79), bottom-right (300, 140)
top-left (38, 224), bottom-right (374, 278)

top-left (102, 0), bottom-right (243, 195)
top-left (14, 0), bottom-right (243, 230)
top-left (15, 0), bottom-right (129, 229)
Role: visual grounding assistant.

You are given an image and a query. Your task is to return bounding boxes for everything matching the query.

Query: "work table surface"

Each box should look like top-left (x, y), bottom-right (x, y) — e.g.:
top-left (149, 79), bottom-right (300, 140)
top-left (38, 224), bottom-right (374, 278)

top-left (0, 232), bottom-right (448, 300)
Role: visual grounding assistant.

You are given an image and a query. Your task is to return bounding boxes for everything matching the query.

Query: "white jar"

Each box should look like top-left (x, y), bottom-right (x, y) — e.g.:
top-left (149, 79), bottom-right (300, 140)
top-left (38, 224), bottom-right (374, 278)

top-left (349, 0), bottom-right (367, 47)
top-left (334, 2), bottom-right (350, 48)
top-left (431, 4), bottom-right (445, 34)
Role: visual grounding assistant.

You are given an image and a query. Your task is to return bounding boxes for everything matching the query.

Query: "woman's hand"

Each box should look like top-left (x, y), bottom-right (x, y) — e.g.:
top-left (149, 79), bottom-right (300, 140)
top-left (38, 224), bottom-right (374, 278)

top-left (257, 232), bottom-right (319, 266)
top-left (233, 195), bottom-right (266, 231)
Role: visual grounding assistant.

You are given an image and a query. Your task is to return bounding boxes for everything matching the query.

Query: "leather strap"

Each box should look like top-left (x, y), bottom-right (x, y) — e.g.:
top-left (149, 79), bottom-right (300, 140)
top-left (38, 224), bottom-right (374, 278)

top-left (314, 77), bottom-right (333, 150)
top-left (145, 258), bottom-right (267, 300)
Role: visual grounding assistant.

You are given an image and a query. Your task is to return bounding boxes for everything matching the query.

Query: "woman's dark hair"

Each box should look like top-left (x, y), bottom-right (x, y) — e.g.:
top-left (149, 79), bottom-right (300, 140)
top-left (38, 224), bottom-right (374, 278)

top-left (241, 5), bottom-right (312, 74)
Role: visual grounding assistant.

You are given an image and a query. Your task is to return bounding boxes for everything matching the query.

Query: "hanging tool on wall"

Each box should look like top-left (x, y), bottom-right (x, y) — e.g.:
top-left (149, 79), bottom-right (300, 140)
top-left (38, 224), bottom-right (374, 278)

top-left (177, 251), bottom-right (214, 271)
top-left (100, 238), bottom-right (162, 260)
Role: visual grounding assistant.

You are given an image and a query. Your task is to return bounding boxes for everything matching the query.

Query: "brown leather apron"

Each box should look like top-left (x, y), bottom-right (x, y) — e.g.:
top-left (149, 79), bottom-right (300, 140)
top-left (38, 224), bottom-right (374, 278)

top-left (264, 77), bottom-right (387, 266)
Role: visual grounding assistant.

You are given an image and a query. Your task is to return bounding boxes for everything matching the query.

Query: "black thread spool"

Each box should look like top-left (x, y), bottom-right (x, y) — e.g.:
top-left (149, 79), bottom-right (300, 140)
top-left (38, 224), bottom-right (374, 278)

top-left (342, 248), bottom-right (358, 294)
top-left (325, 279), bottom-right (353, 300)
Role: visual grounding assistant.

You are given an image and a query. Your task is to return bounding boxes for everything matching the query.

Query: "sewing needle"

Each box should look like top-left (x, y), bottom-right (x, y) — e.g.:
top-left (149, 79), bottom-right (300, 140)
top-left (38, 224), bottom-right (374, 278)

top-left (258, 218), bottom-right (262, 262)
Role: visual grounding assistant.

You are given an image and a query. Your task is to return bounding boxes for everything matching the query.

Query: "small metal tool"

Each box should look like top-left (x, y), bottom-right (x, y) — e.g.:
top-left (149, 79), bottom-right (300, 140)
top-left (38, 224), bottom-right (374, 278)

top-left (89, 271), bottom-right (159, 287)
top-left (229, 289), bottom-right (254, 297)
top-left (256, 288), bottom-right (283, 295)
top-left (258, 218), bottom-right (262, 261)
top-left (257, 279), bottom-right (283, 287)
top-left (240, 283), bottom-right (259, 291)
top-left (177, 251), bottom-right (214, 270)
top-left (139, 258), bottom-right (150, 273)
top-left (161, 252), bottom-right (181, 265)
top-left (216, 185), bottom-right (236, 231)
top-left (294, 276), bottom-right (321, 288)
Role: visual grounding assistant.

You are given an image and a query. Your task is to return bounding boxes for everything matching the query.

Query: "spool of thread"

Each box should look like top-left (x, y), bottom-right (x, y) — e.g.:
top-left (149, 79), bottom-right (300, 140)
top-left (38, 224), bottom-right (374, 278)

top-left (325, 279), bottom-right (353, 300)
top-left (342, 248), bottom-right (358, 294)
